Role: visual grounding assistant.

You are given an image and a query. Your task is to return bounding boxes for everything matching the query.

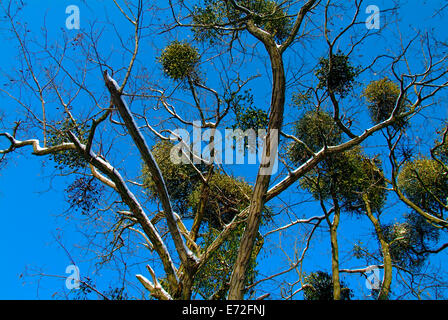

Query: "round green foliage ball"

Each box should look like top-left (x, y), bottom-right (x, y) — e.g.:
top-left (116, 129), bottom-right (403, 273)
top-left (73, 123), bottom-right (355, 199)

top-left (315, 51), bottom-right (359, 97)
top-left (288, 110), bottom-right (342, 165)
top-left (159, 41), bottom-right (200, 81)
top-left (192, 0), bottom-right (292, 43)
top-left (382, 212), bottom-right (440, 270)
top-left (142, 140), bottom-right (205, 217)
top-left (189, 173), bottom-right (254, 229)
top-left (300, 147), bottom-right (387, 214)
top-left (246, 0), bottom-right (292, 42)
top-left (192, 1), bottom-right (225, 43)
top-left (288, 109), bottom-right (387, 214)
top-left (397, 158), bottom-right (448, 216)
top-left (142, 140), bottom-right (272, 227)
top-left (231, 89), bottom-right (268, 133)
top-left (363, 77), bottom-right (408, 129)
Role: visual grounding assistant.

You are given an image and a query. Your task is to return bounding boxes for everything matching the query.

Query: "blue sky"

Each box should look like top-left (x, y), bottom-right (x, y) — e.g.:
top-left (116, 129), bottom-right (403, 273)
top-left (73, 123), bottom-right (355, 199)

top-left (0, 0), bottom-right (448, 300)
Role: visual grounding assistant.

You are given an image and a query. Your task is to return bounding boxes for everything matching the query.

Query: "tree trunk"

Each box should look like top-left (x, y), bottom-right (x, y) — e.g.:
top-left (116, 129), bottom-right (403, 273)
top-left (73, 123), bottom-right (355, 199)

top-left (329, 206), bottom-right (341, 300)
top-left (227, 21), bottom-right (285, 300)
top-left (363, 194), bottom-right (392, 300)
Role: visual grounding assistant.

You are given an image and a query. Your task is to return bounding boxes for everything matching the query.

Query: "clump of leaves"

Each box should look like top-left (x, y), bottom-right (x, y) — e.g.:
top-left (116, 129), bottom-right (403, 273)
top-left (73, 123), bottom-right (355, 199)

top-left (47, 118), bottom-right (89, 170)
top-left (382, 212), bottom-right (440, 270)
top-left (362, 77), bottom-right (408, 129)
top-left (142, 140), bottom-right (205, 217)
top-left (230, 89), bottom-right (269, 154)
top-left (315, 51), bottom-right (360, 97)
top-left (300, 147), bottom-right (387, 214)
top-left (288, 109), bottom-right (387, 213)
top-left (397, 158), bottom-right (448, 217)
top-left (292, 90), bottom-right (313, 109)
top-left (303, 271), bottom-right (353, 300)
top-left (232, 90), bottom-right (268, 133)
top-left (189, 172), bottom-right (253, 229)
top-left (143, 140), bottom-right (273, 227)
top-left (143, 138), bottom-right (275, 231)
top-left (65, 177), bottom-right (104, 215)
top-left (235, 106), bottom-right (268, 132)
top-left (192, 0), bottom-right (292, 43)
top-left (192, 1), bottom-right (234, 43)
top-left (232, 106), bottom-right (269, 153)
top-left (245, 0), bottom-right (292, 42)
top-left (287, 110), bottom-right (342, 165)
top-left (158, 41), bottom-right (200, 81)
top-left (193, 225), bottom-right (262, 299)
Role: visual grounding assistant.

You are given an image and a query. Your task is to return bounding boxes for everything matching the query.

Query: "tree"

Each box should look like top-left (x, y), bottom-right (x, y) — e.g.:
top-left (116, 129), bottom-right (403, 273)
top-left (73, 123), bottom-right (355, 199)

top-left (1, 0), bottom-right (448, 300)
top-left (290, 115), bottom-right (389, 299)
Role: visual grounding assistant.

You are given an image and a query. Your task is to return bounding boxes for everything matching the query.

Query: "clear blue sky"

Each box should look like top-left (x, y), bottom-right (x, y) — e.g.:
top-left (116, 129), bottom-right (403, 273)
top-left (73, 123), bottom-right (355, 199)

top-left (0, 0), bottom-right (447, 299)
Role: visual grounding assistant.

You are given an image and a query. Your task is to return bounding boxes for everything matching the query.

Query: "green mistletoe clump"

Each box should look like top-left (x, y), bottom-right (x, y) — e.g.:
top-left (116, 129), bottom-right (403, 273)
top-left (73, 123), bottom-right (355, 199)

top-left (159, 41), bottom-right (200, 81)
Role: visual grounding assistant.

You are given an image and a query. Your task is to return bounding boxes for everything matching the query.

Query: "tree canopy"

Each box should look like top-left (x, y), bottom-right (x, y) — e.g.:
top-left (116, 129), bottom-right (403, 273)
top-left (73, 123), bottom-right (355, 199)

top-left (1, 0), bottom-right (448, 301)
